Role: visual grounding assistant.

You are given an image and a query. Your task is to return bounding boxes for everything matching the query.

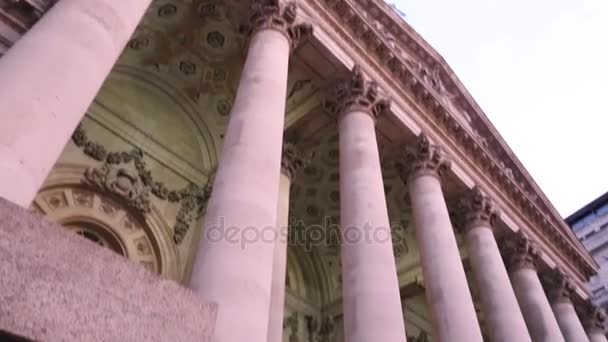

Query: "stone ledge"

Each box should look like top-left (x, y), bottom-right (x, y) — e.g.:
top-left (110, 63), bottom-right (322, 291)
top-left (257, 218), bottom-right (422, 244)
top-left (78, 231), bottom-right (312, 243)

top-left (0, 197), bottom-right (216, 342)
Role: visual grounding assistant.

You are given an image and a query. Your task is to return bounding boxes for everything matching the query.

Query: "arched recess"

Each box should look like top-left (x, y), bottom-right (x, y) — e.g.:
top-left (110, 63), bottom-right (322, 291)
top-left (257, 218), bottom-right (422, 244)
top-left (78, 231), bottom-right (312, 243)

top-left (32, 164), bottom-right (180, 280)
top-left (33, 60), bottom-right (225, 282)
top-left (286, 245), bottom-right (334, 308)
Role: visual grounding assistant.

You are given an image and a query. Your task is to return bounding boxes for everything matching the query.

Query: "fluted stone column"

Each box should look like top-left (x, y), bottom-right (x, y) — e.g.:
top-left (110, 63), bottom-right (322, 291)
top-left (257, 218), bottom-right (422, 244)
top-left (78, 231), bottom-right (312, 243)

top-left (0, 0), bottom-right (152, 207)
top-left (581, 303), bottom-right (608, 342)
top-left (267, 143), bottom-right (307, 342)
top-left (546, 270), bottom-right (590, 342)
top-left (460, 187), bottom-right (532, 342)
top-left (398, 135), bottom-right (483, 342)
top-left (189, 2), bottom-right (311, 341)
top-left (504, 233), bottom-right (565, 342)
top-left (326, 66), bottom-right (407, 342)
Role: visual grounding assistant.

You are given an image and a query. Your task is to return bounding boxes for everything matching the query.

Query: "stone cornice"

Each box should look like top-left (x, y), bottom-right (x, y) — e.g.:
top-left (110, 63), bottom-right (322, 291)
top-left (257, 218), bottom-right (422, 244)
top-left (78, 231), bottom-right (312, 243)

top-left (310, 0), bottom-right (596, 280)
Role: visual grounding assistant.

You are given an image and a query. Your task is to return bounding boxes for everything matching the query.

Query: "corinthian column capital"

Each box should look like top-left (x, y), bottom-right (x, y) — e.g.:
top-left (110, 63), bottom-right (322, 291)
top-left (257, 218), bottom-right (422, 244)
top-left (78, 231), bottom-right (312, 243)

top-left (249, 0), bottom-right (312, 50)
top-left (323, 65), bottom-right (391, 119)
top-left (459, 186), bottom-right (500, 233)
top-left (545, 268), bottom-right (577, 303)
top-left (397, 134), bottom-right (451, 182)
top-left (581, 301), bottom-right (608, 333)
top-left (502, 231), bottom-right (542, 272)
top-left (281, 142), bottom-right (310, 181)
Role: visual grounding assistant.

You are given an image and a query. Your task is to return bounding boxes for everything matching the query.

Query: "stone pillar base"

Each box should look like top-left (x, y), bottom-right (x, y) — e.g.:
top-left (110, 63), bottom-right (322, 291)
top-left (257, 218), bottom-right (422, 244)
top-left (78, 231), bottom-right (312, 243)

top-left (0, 197), bottom-right (216, 342)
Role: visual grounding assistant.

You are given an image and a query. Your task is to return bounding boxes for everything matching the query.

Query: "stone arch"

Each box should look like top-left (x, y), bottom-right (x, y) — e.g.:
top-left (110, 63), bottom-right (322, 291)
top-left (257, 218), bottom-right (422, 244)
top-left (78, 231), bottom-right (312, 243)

top-left (36, 161), bottom-right (183, 282)
top-left (32, 169), bottom-right (181, 280)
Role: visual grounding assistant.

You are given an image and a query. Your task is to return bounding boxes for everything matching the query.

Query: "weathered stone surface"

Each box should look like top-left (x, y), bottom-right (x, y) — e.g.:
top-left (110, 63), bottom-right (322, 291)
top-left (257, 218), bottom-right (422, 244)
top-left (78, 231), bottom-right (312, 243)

top-left (0, 197), bottom-right (216, 342)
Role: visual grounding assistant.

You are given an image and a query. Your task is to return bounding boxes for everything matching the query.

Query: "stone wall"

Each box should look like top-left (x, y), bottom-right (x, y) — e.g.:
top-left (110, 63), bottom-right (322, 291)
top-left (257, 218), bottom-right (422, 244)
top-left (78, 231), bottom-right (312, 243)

top-left (0, 198), bottom-right (216, 342)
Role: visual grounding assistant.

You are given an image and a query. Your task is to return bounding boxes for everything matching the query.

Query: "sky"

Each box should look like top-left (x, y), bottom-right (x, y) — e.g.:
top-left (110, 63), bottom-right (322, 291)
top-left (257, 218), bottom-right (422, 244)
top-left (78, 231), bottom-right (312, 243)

top-left (390, 0), bottom-right (608, 217)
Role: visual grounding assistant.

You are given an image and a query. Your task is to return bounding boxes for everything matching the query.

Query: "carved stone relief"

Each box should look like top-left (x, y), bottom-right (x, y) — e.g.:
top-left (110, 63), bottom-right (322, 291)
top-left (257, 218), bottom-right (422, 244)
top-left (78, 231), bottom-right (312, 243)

top-left (72, 124), bottom-right (212, 244)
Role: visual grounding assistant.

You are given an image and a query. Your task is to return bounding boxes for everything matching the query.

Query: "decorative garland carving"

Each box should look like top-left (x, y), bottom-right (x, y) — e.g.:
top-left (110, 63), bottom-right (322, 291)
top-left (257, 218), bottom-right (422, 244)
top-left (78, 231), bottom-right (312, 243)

top-left (323, 65), bottom-right (391, 119)
top-left (72, 124), bottom-right (212, 244)
top-left (249, 0), bottom-right (312, 50)
top-left (501, 231), bottom-right (542, 272)
top-left (84, 164), bottom-right (152, 213)
top-left (458, 186), bottom-right (500, 233)
top-left (396, 134), bottom-right (451, 182)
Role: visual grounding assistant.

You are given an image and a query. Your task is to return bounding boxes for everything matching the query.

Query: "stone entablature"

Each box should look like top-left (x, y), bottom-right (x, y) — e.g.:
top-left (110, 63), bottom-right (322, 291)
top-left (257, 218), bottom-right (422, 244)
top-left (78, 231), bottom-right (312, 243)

top-left (304, 0), bottom-right (596, 281)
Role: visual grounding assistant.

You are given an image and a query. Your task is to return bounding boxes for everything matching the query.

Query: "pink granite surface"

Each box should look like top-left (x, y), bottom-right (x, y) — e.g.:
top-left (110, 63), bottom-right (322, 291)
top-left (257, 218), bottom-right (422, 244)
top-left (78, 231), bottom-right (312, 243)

top-left (0, 197), bottom-right (216, 342)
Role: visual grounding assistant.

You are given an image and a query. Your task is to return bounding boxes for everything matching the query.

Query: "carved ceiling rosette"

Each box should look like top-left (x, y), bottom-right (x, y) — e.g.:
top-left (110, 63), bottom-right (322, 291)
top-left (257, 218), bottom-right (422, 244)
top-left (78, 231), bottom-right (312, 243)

top-left (248, 0), bottom-right (312, 50)
top-left (458, 186), bottom-right (500, 234)
top-left (501, 231), bottom-right (542, 272)
top-left (396, 134), bottom-right (451, 183)
top-left (323, 65), bottom-right (391, 120)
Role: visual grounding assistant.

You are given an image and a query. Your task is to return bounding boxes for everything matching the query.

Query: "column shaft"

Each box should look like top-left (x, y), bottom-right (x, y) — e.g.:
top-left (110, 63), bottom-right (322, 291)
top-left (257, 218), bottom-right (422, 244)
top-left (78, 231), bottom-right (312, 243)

top-left (589, 331), bottom-right (608, 342)
top-left (339, 110), bottom-right (407, 342)
top-left (189, 29), bottom-right (291, 342)
top-left (510, 268), bottom-right (565, 342)
top-left (0, 0), bottom-right (151, 206)
top-left (466, 225), bottom-right (532, 342)
top-left (267, 172), bottom-right (291, 342)
top-left (552, 299), bottom-right (590, 342)
top-left (408, 174), bottom-right (483, 341)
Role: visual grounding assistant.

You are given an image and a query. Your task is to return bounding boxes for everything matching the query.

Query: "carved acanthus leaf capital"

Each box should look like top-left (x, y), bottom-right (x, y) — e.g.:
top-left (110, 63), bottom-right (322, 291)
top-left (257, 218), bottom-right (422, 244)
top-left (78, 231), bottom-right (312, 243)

top-left (323, 65), bottom-right (391, 119)
top-left (396, 134), bottom-right (451, 182)
top-left (459, 186), bottom-right (500, 233)
top-left (249, 0), bottom-right (312, 50)
top-left (281, 142), bottom-right (310, 181)
top-left (580, 301), bottom-right (608, 333)
top-left (545, 268), bottom-right (577, 303)
top-left (502, 231), bottom-right (542, 272)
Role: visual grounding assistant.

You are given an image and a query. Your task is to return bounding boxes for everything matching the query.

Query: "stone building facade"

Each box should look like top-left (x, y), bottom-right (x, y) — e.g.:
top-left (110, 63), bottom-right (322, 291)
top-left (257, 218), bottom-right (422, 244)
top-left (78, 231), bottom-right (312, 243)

top-left (568, 192), bottom-right (608, 310)
top-left (0, 0), bottom-right (607, 341)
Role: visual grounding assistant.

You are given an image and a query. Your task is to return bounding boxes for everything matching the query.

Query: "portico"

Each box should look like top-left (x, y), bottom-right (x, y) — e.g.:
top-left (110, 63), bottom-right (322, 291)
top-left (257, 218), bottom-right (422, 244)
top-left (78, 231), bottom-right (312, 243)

top-left (0, 0), bottom-right (605, 342)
